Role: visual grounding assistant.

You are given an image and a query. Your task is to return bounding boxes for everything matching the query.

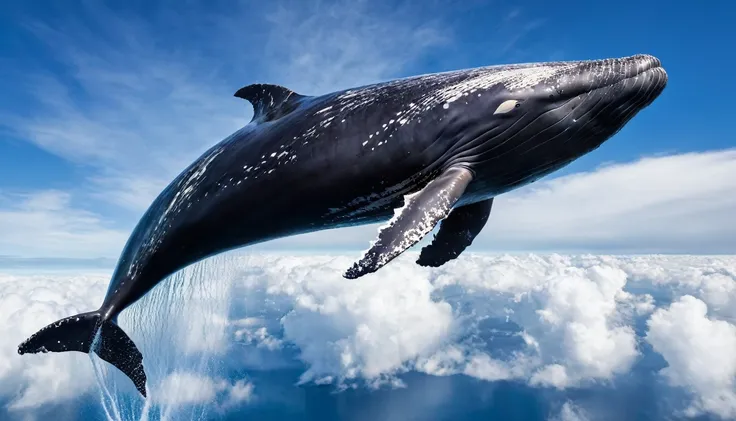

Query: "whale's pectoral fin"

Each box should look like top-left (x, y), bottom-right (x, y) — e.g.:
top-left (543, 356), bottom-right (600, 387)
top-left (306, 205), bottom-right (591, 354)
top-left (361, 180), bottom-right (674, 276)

top-left (416, 198), bottom-right (493, 267)
top-left (344, 166), bottom-right (474, 279)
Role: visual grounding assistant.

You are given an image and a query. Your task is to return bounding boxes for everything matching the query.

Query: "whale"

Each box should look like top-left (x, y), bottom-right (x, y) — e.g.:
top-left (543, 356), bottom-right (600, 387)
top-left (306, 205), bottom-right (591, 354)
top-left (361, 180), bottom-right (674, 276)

top-left (18, 54), bottom-right (668, 397)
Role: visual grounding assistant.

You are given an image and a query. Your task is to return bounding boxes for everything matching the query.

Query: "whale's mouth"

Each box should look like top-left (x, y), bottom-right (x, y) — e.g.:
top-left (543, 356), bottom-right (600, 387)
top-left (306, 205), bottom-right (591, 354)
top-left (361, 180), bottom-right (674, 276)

top-left (615, 64), bottom-right (667, 91)
top-left (588, 55), bottom-right (668, 96)
top-left (628, 54), bottom-right (663, 78)
top-left (561, 57), bottom-right (667, 152)
top-left (588, 65), bottom-right (668, 112)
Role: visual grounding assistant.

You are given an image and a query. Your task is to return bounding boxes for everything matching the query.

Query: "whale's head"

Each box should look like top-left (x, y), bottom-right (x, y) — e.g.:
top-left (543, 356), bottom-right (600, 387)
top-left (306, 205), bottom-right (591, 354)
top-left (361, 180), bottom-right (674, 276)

top-left (445, 54), bottom-right (667, 187)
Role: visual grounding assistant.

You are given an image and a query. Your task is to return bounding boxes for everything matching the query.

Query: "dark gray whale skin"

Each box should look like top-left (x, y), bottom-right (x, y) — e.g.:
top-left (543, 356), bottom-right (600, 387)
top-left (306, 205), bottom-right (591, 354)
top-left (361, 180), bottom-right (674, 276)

top-left (18, 54), bottom-right (667, 397)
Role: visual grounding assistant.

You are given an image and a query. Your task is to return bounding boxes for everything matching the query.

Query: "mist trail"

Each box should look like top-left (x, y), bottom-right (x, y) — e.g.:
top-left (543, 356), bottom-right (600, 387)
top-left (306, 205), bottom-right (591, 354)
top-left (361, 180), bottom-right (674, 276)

top-left (88, 252), bottom-right (245, 421)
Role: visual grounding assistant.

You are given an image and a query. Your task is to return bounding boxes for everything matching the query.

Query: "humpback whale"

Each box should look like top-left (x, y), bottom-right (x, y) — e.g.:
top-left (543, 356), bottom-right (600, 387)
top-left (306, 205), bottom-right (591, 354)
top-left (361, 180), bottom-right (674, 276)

top-left (18, 54), bottom-right (668, 397)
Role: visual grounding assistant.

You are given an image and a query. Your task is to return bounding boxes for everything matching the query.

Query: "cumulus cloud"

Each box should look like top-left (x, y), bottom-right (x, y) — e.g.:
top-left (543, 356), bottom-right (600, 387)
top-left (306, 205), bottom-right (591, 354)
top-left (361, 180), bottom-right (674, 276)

top-left (231, 254), bottom-right (457, 387)
top-left (231, 253), bottom-right (736, 420)
top-left (646, 295), bottom-right (736, 419)
top-left (1, 256), bottom-right (257, 421)
top-left (422, 254), bottom-right (641, 388)
top-left (3, 253), bottom-right (736, 420)
top-left (232, 317), bottom-right (283, 351)
top-left (0, 271), bottom-right (108, 409)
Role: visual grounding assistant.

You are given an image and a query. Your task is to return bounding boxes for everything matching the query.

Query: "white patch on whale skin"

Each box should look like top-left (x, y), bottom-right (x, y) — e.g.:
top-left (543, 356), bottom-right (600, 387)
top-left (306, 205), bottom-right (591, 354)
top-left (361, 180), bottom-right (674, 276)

top-left (493, 99), bottom-right (519, 115)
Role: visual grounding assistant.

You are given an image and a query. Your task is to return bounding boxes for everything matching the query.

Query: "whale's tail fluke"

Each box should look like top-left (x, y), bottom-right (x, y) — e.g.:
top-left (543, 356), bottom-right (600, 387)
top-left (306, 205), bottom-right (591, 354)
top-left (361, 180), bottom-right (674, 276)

top-left (17, 311), bottom-right (147, 397)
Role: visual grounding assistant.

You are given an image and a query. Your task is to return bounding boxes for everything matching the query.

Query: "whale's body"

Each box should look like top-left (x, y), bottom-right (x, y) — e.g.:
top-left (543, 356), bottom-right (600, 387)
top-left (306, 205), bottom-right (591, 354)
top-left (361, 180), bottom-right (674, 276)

top-left (18, 54), bottom-right (668, 396)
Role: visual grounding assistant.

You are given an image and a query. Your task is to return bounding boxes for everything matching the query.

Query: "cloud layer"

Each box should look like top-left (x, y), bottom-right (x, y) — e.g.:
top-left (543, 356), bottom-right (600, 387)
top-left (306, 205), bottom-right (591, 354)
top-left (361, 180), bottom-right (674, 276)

top-left (2, 253), bottom-right (736, 420)
top-left (486, 149), bottom-right (736, 253)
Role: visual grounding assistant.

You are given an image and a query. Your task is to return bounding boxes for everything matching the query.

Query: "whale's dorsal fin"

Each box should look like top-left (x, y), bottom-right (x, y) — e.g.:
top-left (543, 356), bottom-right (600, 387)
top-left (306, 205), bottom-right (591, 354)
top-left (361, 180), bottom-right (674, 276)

top-left (234, 84), bottom-right (306, 123)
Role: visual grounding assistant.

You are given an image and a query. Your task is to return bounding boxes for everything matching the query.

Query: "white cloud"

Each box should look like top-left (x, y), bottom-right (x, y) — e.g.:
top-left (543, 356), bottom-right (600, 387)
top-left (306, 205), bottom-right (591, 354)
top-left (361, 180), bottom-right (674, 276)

top-left (551, 401), bottom-right (591, 421)
top-left (646, 295), bottom-right (736, 419)
top-left (462, 353), bottom-right (519, 381)
top-left (484, 149), bottom-right (736, 254)
top-left (232, 317), bottom-right (283, 351)
top-left (531, 364), bottom-right (568, 389)
top-left (617, 254), bottom-right (736, 322)
top-left (253, 255), bottom-right (457, 386)
top-left (154, 372), bottom-right (253, 408)
top-left (1, 255), bottom-right (252, 420)
top-left (426, 254), bottom-right (640, 388)
top-left (231, 253), bottom-right (736, 420)
top-left (0, 271), bottom-right (108, 409)
top-left (154, 372), bottom-right (220, 406)
top-left (224, 379), bottom-right (255, 408)
top-left (0, 190), bottom-right (127, 258)
top-left (259, 0), bottom-right (449, 94)
top-left (3, 253), bottom-right (736, 418)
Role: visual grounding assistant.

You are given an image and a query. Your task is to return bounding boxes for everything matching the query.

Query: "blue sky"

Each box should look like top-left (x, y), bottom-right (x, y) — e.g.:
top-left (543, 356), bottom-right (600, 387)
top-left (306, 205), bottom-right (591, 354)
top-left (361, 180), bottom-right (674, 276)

top-left (0, 0), bottom-right (734, 262)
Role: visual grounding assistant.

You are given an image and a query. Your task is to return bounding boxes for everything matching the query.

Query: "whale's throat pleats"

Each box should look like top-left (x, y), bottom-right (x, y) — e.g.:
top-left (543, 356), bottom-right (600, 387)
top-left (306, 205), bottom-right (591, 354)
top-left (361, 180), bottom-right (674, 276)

top-left (344, 166), bottom-right (476, 279)
top-left (234, 83), bottom-right (308, 123)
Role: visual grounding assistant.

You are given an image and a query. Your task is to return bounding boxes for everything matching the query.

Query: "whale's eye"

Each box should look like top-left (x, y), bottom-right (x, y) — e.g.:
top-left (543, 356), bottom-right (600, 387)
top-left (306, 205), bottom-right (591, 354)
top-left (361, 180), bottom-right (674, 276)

top-left (493, 100), bottom-right (520, 115)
